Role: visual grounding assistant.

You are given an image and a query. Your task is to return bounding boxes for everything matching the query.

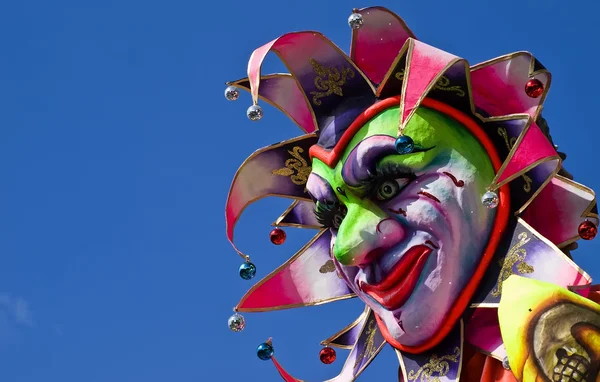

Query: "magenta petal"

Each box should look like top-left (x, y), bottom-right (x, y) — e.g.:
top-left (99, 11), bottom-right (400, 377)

top-left (247, 32), bottom-right (375, 131)
top-left (225, 135), bottom-right (316, 257)
top-left (464, 308), bottom-right (506, 361)
top-left (471, 52), bottom-right (549, 118)
top-left (236, 230), bottom-right (354, 312)
top-left (350, 6), bottom-right (416, 84)
top-left (522, 176), bottom-right (599, 246)
top-left (230, 74), bottom-right (317, 134)
top-left (400, 39), bottom-right (460, 128)
top-left (495, 120), bottom-right (559, 186)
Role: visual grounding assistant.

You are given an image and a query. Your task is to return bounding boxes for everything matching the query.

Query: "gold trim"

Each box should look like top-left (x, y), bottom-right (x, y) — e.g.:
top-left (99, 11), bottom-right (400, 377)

top-left (228, 74), bottom-right (315, 134)
top-left (469, 302), bottom-right (499, 308)
top-left (225, 134), bottom-right (316, 259)
top-left (321, 306), bottom-right (371, 349)
top-left (271, 200), bottom-right (323, 230)
top-left (398, 38), bottom-right (415, 134)
top-left (235, 230), bottom-right (357, 312)
top-left (467, 343), bottom-right (504, 362)
top-left (396, 319), bottom-right (464, 382)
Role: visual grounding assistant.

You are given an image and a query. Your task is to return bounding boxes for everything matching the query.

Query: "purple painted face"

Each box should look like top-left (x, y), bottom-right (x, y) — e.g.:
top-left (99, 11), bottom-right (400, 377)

top-left (308, 106), bottom-right (497, 347)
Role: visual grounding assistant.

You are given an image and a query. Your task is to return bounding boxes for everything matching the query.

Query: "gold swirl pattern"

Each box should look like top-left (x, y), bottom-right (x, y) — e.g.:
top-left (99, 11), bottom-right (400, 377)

top-left (492, 232), bottom-right (534, 297)
top-left (354, 320), bottom-right (378, 370)
top-left (394, 70), bottom-right (465, 97)
top-left (271, 146), bottom-right (312, 185)
top-left (309, 58), bottom-right (355, 106)
top-left (407, 347), bottom-right (461, 382)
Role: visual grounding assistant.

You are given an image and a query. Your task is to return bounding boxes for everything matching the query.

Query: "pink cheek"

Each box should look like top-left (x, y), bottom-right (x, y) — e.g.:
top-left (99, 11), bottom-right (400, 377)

top-left (376, 218), bottom-right (404, 246)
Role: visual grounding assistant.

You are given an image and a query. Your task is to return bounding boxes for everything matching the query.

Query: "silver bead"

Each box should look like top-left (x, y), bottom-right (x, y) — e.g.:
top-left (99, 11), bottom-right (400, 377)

top-left (481, 191), bottom-right (499, 209)
top-left (247, 104), bottom-right (263, 121)
top-left (502, 356), bottom-right (510, 370)
top-left (228, 312), bottom-right (245, 332)
top-left (224, 86), bottom-right (239, 101)
top-left (348, 13), bottom-right (364, 29)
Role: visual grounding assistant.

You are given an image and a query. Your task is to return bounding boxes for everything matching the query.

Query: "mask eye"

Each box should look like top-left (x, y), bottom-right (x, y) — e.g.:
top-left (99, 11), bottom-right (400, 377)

top-left (375, 178), bottom-right (412, 201)
top-left (314, 201), bottom-right (347, 229)
top-left (332, 205), bottom-right (347, 229)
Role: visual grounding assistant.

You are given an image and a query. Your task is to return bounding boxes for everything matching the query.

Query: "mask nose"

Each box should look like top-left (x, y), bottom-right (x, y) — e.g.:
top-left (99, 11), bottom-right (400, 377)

top-left (333, 200), bottom-right (405, 266)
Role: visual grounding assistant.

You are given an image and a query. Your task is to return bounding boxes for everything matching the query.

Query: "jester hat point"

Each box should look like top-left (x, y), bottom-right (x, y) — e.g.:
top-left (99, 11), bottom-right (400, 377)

top-left (223, 6), bottom-right (598, 381)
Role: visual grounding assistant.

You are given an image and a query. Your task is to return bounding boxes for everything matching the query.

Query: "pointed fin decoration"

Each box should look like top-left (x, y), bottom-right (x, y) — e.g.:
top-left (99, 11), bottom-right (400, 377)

top-left (375, 40), bottom-right (410, 99)
top-left (225, 135), bottom-right (316, 259)
top-left (228, 74), bottom-right (317, 134)
top-left (269, 309), bottom-right (386, 381)
top-left (490, 118), bottom-right (560, 213)
top-left (397, 320), bottom-right (464, 382)
top-left (247, 32), bottom-right (376, 131)
top-left (272, 200), bottom-right (321, 229)
top-left (321, 306), bottom-right (370, 349)
top-left (522, 175), bottom-right (598, 248)
top-left (399, 39), bottom-right (462, 130)
top-left (236, 230), bottom-right (355, 312)
top-left (464, 308), bottom-right (506, 362)
top-left (470, 52), bottom-right (550, 119)
top-left (470, 218), bottom-right (592, 307)
top-left (349, 6), bottom-right (416, 84)
top-left (499, 276), bottom-right (600, 382)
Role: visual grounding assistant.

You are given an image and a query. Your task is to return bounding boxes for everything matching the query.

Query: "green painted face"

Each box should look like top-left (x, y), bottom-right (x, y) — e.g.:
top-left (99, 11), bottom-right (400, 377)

top-left (306, 106), bottom-right (496, 346)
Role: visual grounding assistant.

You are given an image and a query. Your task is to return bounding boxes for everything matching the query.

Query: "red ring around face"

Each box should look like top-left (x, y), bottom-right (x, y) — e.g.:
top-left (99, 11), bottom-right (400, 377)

top-left (309, 95), bottom-right (510, 353)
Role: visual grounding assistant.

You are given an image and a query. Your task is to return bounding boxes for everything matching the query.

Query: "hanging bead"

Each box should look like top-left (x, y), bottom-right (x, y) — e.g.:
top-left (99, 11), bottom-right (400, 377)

top-left (525, 78), bottom-right (544, 98)
top-left (502, 357), bottom-right (510, 370)
top-left (257, 340), bottom-right (274, 360)
top-left (319, 347), bottom-right (336, 364)
top-left (395, 135), bottom-right (414, 154)
top-left (578, 220), bottom-right (598, 240)
top-left (228, 312), bottom-right (246, 332)
top-left (247, 104), bottom-right (263, 121)
top-left (239, 261), bottom-right (256, 280)
top-left (481, 191), bottom-right (499, 209)
top-left (224, 86), bottom-right (239, 101)
top-left (348, 12), bottom-right (364, 29)
top-left (270, 227), bottom-right (286, 245)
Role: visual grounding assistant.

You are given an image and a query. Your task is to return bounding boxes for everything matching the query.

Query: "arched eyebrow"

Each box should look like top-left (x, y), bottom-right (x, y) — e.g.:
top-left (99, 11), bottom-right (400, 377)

top-left (341, 135), bottom-right (398, 187)
top-left (306, 172), bottom-right (337, 203)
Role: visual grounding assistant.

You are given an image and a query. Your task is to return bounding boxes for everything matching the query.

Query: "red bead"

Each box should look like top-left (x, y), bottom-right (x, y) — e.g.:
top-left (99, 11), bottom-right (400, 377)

top-left (270, 228), bottom-right (286, 245)
top-left (319, 347), bottom-right (336, 364)
top-left (525, 78), bottom-right (544, 98)
top-left (578, 220), bottom-right (598, 240)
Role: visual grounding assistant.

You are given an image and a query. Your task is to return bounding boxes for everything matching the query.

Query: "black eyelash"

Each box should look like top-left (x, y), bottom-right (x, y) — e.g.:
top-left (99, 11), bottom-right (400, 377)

top-left (314, 201), bottom-right (347, 229)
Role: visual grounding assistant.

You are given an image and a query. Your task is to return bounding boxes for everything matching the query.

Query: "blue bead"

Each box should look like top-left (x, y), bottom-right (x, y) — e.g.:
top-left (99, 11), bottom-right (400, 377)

top-left (257, 342), bottom-right (274, 360)
top-left (239, 262), bottom-right (256, 280)
top-left (395, 135), bottom-right (414, 154)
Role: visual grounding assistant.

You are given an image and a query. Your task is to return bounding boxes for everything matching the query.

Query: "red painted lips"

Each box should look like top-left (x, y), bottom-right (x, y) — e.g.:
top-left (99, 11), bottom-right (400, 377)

top-left (360, 245), bottom-right (432, 310)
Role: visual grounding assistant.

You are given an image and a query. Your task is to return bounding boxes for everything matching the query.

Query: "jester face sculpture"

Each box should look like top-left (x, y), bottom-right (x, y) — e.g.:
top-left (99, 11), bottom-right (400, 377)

top-left (307, 105), bottom-right (496, 346)
top-left (224, 6), bottom-right (600, 381)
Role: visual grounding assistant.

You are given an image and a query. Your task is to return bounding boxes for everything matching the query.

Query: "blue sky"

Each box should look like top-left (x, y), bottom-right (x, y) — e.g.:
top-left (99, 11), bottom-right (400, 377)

top-left (0, 0), bottom-right (598, 381)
